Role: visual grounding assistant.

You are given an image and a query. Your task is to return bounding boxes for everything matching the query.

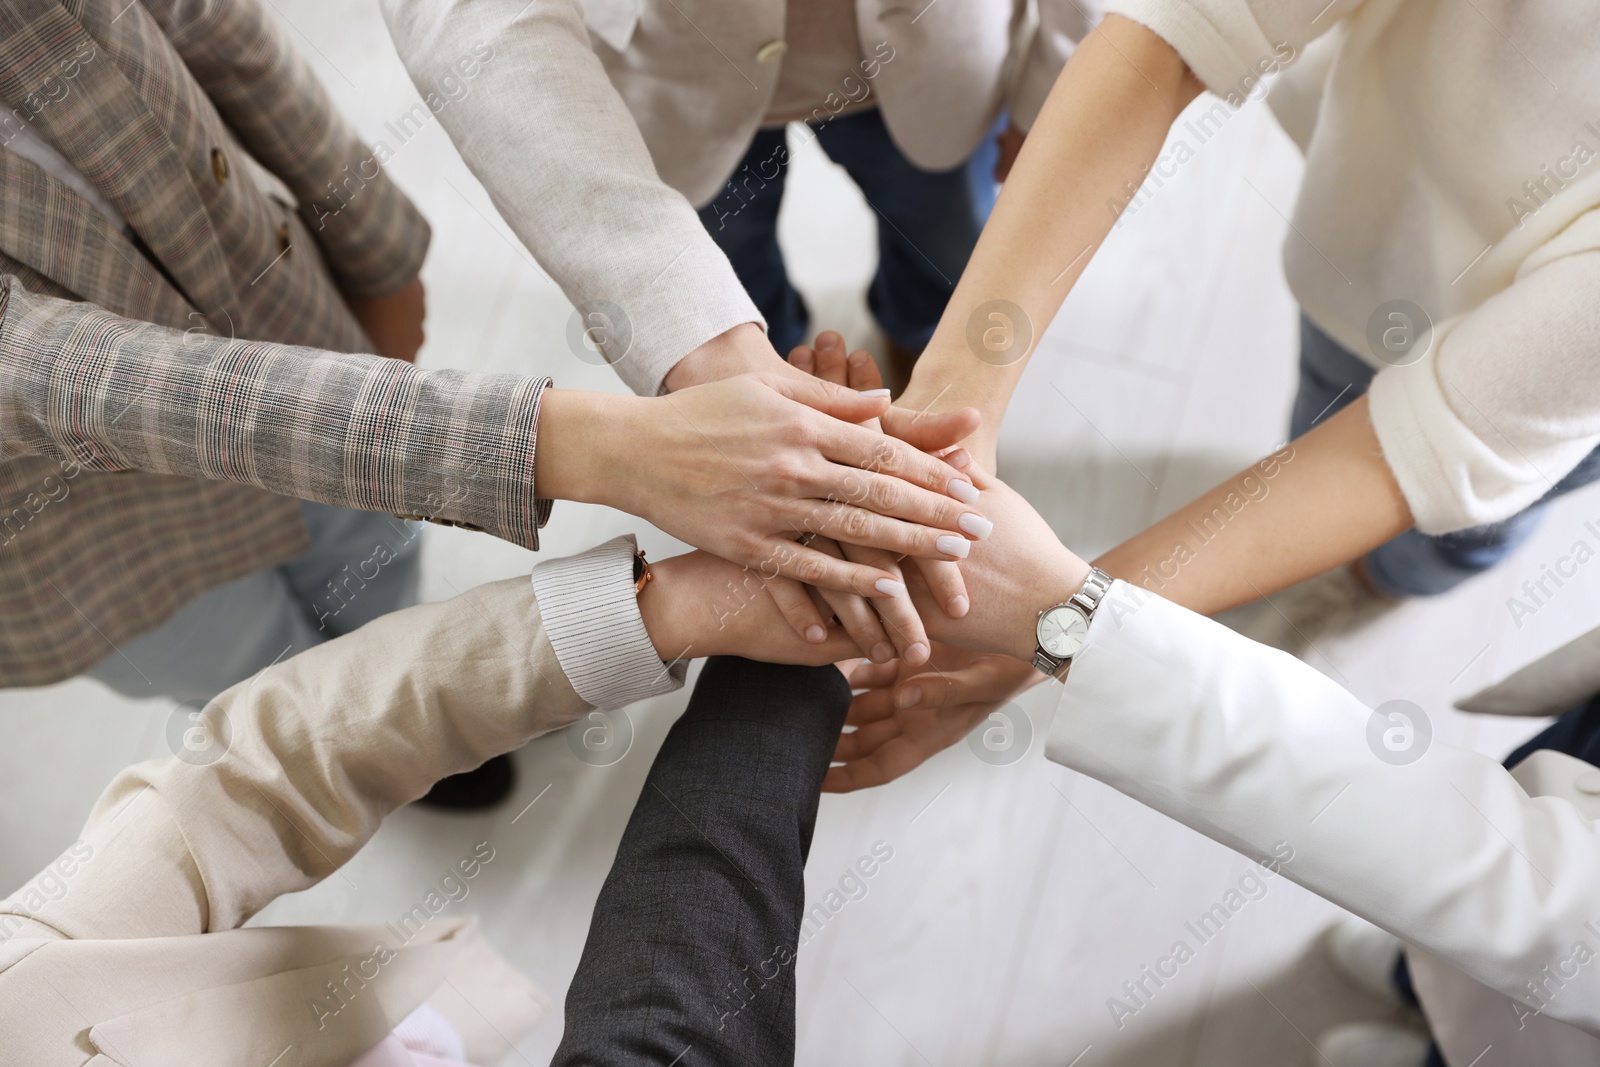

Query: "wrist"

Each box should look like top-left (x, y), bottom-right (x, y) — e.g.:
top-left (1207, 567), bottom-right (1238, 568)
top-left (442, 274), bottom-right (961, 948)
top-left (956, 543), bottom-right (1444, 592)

top-left (1010, 547), bottom-right (1093, 662)
top-left (636, 553), bottom-right (708, 662)
top-left (663, 322), bottom-right (786, 390)
top-left (533, 389), bottom-right (646, 507)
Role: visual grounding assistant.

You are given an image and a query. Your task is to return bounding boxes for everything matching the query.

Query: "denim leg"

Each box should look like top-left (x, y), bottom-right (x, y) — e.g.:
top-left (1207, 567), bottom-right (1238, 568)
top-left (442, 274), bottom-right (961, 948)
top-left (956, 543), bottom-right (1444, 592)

top-left (552, 658), bottom-right (852, 1066)
top-left (84, 502), bottom-right (422, 705)
top-left (697, 127), bottom-right (809, 355)
top-left (282, 501), bottom-right (423, 638)
top-left (84, 561), bottom-right (323, 708)
top-left (1290, 313), bottom-right (1600, 597)
top-left (1289, 314), bottom-right (1376, 440)
top-left (814, 108), bottom-right (997, 351)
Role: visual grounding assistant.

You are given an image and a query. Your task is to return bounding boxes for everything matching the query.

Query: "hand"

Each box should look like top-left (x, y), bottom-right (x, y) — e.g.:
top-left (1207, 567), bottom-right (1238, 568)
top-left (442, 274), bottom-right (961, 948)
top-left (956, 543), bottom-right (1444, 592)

top-left (637, 549), bottom-right (859, 666)
top-left (662, 322), bottom-right (799, 390)
top-left (994, 122), bottom-right (1026, 182)
top-left (824, 646), bottom-right (1044, 792)
top-left (901, 463), bottom-right (1091, 661)
top-left (346, 276), bottom-right (425, 363)
top-left (534, 373), bottom-right (988, 601)
top-left (777, 333), bottom-right (973, 665)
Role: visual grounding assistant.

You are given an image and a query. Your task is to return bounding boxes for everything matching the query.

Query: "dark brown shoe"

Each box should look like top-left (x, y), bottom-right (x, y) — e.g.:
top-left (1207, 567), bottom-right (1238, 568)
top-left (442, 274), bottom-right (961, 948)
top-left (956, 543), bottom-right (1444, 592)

top-left (415, 753), bottom-right (516, 811)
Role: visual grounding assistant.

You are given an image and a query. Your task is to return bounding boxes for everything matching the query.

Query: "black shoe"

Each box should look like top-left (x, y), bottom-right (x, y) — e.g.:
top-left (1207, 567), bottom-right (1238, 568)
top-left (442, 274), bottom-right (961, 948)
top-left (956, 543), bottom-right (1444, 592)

top-left (415, 754), bottom-right (517, 811)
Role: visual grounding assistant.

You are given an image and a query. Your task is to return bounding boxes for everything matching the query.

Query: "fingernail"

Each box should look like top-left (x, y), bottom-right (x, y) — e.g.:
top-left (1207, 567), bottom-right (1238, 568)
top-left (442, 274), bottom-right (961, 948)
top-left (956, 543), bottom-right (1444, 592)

top-left (935, 534), bottom-right (969, 559)
top-left (805, 624), bottom-right (827, 643)
top-left (907, 642), bottom-right (929, 665)
top-left (818, 333), bottom-right (842, 349)
top-left (895, 685), bottom-right (922, 709)
top-left (948, 594), bottom-right (970, 617)
top-left (958, 513), bottom-right (994, 540)
top-left (870, 641), bottom-right (893, 663)
top-left (947, 478), bottom-right (979, 504)
top-left (874, 578), bottom-right (907, 598)
top-left (946, 448), bottom-right (972, 470)
top-left (849, 350), bottom-right (869, 365)
top-left (860, 388), bottom-right (891, 397)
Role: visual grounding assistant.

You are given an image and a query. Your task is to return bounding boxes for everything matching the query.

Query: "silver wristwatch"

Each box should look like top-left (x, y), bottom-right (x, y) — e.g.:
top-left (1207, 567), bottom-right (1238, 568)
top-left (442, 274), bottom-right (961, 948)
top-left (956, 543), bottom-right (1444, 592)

top-left (1032, 567), bottom-right (1113, 676)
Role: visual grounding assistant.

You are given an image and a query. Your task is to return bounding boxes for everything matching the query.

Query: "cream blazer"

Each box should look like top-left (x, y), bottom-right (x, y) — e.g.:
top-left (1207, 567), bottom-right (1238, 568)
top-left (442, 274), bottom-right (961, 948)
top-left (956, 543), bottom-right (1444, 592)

top-left (0, 578), bottom-right (589, 1067)
top-left (378, 0), bottom-right (1087, 397)
top-left (1050, 583), bottom-right (1600, 1067)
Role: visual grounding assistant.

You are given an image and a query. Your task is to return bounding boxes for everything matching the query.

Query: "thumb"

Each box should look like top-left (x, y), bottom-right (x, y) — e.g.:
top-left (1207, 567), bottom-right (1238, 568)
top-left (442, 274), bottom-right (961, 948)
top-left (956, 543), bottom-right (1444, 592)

top-left (881, 405), bottom-right (982, 452)
top-left (763, 371), bottom-right (891, 423)
top-left (893, 664), bottom-right (987, 710)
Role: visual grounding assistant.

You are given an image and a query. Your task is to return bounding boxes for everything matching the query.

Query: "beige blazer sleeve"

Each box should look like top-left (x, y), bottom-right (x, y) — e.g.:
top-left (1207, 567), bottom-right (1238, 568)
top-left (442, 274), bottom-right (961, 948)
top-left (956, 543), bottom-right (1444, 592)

top-left (0, 538), bottom-right (677, 1065)
top-left (379, 0), bottom-right (763, 397)
top-left (0, 576), bottom-right (587, 943)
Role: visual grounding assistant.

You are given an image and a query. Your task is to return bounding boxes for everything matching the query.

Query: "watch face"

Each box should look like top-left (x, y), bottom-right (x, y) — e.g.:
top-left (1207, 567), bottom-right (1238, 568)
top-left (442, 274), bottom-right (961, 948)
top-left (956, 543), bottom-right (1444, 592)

top-left (1037, 605), bottom-right (1091, 659)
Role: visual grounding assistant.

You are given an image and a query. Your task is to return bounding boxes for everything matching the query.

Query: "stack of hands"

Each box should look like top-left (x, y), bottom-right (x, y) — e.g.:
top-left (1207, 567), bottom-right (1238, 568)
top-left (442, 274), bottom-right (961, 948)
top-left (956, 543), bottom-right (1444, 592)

top-left (580, 325), bottom-right (1092, 798)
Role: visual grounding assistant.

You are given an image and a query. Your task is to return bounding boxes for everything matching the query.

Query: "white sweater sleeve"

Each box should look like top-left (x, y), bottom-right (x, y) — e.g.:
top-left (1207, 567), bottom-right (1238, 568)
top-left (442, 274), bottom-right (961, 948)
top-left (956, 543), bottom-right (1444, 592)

top-left (1101, 0), bottom-right (1359, 98)
top-left (1046, 581), bottom-right (1600, 1036)
top-left (1368, 233), bottom-right (1600, 533)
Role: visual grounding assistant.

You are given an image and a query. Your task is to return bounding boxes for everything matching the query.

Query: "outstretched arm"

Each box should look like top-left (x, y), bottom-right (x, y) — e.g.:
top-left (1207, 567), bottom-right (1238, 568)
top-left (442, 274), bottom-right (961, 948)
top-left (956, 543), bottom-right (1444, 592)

top-left (897, 15), bottom-right (1202, 460)
top-left (858, 469), bottom-right (1600, 1039)
top-left (553, 658), bottom-right (851, 1067)
top-left (0, 540), bottom-right (859, 943)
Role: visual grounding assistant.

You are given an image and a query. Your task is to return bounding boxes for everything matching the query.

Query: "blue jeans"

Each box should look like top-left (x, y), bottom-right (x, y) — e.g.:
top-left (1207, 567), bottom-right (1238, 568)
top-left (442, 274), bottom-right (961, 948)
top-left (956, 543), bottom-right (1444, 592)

top-left (1291, 314), bottom-right (1600, 597)
top-left (87, 501), bottom-right (422, 707)
top-left (697, 106), bottom-right (999, 355)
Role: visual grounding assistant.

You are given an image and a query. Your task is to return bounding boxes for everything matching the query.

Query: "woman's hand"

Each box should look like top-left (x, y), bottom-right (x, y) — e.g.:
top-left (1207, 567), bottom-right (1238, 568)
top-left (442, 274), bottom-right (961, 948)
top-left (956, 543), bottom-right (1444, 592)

top-left (636, 549), bottom-right (860, 666)
top-left (901, 463), bottom-right (1091, 661)
top-left (770, 333), bottom-right (975, 664)
top-left (534, 371), bottom-right (987, 602)
top-left (824, 646), bottom-right (1044, 792)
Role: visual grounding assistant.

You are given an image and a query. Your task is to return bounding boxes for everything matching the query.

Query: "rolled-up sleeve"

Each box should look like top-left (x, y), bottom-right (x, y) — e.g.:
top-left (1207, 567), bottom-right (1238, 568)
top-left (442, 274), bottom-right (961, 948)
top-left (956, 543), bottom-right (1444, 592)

top-left (530, 534), bottom-right (688, 709)
top-left (1367, 236), bottom-right (1600, 533)
top-left (1102, 0), bottom-right (1357, 97)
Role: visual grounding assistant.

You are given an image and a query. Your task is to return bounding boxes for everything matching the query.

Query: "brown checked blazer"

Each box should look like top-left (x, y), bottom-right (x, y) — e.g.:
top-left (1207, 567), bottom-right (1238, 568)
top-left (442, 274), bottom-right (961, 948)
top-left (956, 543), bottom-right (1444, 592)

top-left (0, 0), bottom-right (551, 686)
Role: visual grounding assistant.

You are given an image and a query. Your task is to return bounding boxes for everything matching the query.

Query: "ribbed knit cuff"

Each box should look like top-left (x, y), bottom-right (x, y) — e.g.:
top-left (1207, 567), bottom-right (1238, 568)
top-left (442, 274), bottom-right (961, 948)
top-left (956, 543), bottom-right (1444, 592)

top-left (529, 535), bottom-right (687, 709)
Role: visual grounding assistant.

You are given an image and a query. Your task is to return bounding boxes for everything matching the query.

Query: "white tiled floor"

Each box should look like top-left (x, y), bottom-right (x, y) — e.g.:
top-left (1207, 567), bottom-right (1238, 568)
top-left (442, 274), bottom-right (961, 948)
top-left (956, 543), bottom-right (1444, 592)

top-left (3, 4), bottom-right (1598, 1065)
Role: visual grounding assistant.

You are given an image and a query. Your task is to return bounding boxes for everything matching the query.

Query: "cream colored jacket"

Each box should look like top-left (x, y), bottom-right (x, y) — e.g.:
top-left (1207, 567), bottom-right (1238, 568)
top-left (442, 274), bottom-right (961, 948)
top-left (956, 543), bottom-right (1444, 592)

top-left (1050, 582), bottom-right (1600, 1067)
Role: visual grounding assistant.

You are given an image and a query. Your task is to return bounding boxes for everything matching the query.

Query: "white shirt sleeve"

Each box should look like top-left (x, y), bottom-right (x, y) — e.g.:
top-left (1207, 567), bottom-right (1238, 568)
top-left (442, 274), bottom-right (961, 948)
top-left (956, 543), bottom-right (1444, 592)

top-left (1046, 580), bottom-right (1600, 1036)
top-left (529, 535), bottom-right (687, 709)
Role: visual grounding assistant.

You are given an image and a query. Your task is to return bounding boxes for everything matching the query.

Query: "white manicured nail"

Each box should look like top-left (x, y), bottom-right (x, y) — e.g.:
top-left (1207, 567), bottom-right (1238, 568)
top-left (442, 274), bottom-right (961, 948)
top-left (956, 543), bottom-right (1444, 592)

top-left (874, 578), bottom-right (907, 598)
top-left (947, 478), bottom-right (979, 504)
top-left (958, 513), bottom-right (994, 540)
top-left (860, 388), bottom-right (891, 397)
top-left (936, 534), bottom-right (969, 559)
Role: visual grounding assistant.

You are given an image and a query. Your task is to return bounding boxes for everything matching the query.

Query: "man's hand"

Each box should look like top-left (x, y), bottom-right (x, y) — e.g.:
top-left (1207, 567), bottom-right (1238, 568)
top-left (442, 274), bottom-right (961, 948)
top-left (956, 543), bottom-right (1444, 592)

top-left (824, 646), bottom-right (1044, 792)
top-left (346, 276), bottom-right (425, 363)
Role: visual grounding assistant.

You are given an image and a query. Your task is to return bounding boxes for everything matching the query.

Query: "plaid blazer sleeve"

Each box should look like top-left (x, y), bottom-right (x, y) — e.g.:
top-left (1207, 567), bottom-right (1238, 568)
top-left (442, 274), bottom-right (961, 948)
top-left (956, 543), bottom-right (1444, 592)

top-left (141, 0), bottom-right (430, 298)
top-left (0, 278), bottom-right (552, 548)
